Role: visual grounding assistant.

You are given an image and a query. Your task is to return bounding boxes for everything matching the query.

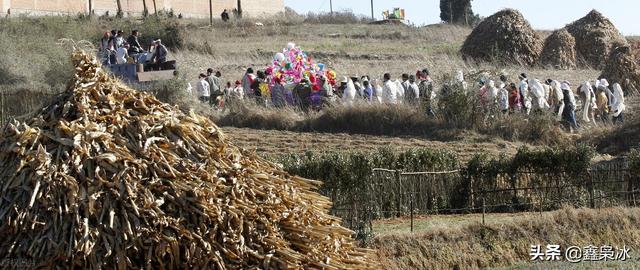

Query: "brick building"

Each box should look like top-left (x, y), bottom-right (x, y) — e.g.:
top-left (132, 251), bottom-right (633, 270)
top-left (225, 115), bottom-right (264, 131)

top-left (0, 0), bottom-right (284, 18)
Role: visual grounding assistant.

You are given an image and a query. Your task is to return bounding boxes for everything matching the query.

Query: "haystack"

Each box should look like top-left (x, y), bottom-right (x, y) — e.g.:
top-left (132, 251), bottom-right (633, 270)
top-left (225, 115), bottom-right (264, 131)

top-left (0, 50), bottom-right (377, 269)
top-left (566, 9), bottom-right (628, 68)
top-left (538, 29), bottom-right (577, 69)
top-left (600, 46), bottom-right (640, 95)
top-left (460, 9), bottom-right (543, 66)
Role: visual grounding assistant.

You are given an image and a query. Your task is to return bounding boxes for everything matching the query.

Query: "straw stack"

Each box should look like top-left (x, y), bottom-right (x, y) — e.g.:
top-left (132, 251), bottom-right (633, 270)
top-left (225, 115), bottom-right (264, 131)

top-left (461, 9), bottom-right (543, 66)
top-left (0, 49), bottom-right (378, 269)
top-left (538, 29), bottom-right (577, 69)
top-left (566, 9), bottom-right (628, 68)
top-left (600, 46), bottom-right (640, 95)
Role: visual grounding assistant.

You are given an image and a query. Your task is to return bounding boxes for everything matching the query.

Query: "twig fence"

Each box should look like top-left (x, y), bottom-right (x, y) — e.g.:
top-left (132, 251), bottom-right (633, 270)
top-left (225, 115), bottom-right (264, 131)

top-left (327, 158), bottom-right (636, 239)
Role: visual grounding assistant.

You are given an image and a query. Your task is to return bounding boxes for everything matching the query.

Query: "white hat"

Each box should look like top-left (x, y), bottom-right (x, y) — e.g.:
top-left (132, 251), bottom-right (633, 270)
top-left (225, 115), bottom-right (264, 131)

top-left (341, 77), bottom-right (348, 83)
top-left (561, 82), bottom-right (571, 91)
top-left (600, 78), bottom-right (609, 87)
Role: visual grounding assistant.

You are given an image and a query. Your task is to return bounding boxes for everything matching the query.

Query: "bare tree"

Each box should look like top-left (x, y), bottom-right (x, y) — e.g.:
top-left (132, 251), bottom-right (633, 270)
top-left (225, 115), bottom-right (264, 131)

top-left (152, 0), bottom-right (157, 16)
top-left (142, 0), bottom-right (148, 17)
top-left (115, 0), bottom-right (123, 17)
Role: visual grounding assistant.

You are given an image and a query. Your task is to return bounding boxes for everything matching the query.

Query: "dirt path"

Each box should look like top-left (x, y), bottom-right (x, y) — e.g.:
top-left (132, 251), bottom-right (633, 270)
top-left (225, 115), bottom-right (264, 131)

top-left (221, 127), bottom-right (530, 162)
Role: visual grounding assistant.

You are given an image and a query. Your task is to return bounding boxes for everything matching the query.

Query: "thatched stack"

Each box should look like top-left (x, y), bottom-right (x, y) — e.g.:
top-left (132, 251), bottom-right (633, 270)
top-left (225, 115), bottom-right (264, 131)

top-left (566, 9), bottom-right (628, 68)
top-left (538, 29), bottom-right (577, 69)
top-left (600, 46), bottom-right (640, 95)
top-left (461, 9), bottom-right (543, 66)
top-left (0, 50), bottom-right (378, 269)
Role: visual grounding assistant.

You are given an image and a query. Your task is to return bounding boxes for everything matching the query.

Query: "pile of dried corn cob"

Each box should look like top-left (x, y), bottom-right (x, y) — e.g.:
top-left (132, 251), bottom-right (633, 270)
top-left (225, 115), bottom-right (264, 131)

top-left (0, 50), bottom-right (377, 269)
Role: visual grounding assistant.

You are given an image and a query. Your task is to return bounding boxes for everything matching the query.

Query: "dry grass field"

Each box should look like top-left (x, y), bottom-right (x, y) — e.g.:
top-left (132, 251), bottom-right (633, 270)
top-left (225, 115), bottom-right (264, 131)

top-left (373, 207), bottom-right (640, 269)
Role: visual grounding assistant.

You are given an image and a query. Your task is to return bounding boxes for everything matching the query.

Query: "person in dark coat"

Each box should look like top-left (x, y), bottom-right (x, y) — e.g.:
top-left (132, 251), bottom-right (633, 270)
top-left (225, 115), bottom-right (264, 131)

top-left (250, 70), bottom-right (267, 105)
top-left (271, 77), bottom-right (287, 108)
top-left (294, 79), bottom-right (312, 112)
top-left (127, 30), bottom-right (143, 54)
top-left (221, 9), bottom-right (230, 22)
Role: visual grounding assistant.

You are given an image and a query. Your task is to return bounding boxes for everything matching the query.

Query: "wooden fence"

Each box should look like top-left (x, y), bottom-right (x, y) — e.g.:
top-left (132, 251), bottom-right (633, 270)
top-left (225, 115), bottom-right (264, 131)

top-left (328, 158), bottom-right (635, 238)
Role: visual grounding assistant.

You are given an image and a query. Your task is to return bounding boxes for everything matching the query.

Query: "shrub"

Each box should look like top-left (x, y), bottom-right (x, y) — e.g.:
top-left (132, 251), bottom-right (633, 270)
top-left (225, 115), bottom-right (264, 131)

top-left (148, 75), bottom-right (192, 108)
top-left (215, 103), bottom-right (303, 130)
top-left (213, 97), bottom-right (566, 145)
top-left (279, 147), bottom-right (460, 195)
top-left (213, 101), bottom-right (446, 136)
top-left (436, 81), bottom-right (484, 129)
top-left (306, 102), bottom-right (440, 136)
top-left (485, 112), bottom-right (565, 143)
top-left (461, 144), bottom-right (596, 211)
top-left (276, 145), bottom-right (598, 220)
top-left (465, 144), bottom-right (594, 178)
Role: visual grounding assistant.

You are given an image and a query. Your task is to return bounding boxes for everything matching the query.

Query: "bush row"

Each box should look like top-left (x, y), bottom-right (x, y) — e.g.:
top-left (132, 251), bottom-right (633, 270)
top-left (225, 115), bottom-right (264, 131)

top-left (276, 145), bottom-right (599, 217)
top-left (278, 147), bottom-right (460, 194)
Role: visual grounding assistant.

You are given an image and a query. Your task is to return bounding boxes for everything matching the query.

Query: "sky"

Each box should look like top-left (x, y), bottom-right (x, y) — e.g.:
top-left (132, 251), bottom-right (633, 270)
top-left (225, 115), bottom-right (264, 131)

top-left (284, 0), bottom-right (638, 35)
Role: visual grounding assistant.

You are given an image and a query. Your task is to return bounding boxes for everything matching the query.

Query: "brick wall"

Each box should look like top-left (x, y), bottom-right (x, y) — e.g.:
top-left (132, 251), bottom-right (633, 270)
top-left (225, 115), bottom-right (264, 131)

top-left (0, 0), bottom-right (284, 18)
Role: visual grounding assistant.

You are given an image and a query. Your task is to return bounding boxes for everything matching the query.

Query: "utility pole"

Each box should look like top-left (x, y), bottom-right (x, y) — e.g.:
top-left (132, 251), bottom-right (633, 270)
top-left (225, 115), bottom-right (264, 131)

top-left (88, 0), bottom-right (92, 15)
top-left (209, 0), bottom-right (213, 26)
top-left (370, 0), bottom-right (374, 20)
top-left (329, 0), bottom-right (333, 16)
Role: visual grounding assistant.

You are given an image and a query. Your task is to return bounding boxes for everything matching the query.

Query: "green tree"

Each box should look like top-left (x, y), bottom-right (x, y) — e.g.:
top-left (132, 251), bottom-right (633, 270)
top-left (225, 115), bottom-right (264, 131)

top-left (440, 0), bottom-right (478, 25)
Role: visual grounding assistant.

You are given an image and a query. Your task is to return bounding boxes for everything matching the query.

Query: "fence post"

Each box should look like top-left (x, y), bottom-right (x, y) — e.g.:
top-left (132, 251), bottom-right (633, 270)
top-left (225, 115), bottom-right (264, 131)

top-left (0, 90), bottom-right (4, 125)
top-left (410, 189), bottom-right (414, 232)
top-left (539, 191), bottom-right (543, 216)
top-left (627, 170), bottom-right (634, 207)
top-left (481, 196), bottom-right (485, 226)
top-left (588, 170), bottom-right (595, 208)
top-left (469, 172), bottom-right (475, 209)
top-left (395, 170), bottom-right (401, 217)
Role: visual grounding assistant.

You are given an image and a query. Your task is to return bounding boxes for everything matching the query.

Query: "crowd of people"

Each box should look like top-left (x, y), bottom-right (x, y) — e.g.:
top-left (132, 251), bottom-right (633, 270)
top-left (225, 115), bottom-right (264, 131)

top-left (188, 65), bottom-right (627, 132)
top-left (98, 29), bottom-right (169, 67)
top-left (472, 72), bottom-right (626, 130)
top-left (188, 67), bottom-right (437, 113)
